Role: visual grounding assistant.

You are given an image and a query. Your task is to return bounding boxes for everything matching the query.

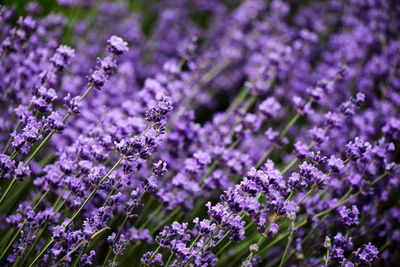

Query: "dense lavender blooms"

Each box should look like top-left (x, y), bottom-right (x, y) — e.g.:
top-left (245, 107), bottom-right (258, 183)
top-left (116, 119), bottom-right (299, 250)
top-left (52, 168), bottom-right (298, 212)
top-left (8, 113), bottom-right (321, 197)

top-left (339, 205), bottom-right (360, 227)
top-left (0, 1), bottom-right (399, 266)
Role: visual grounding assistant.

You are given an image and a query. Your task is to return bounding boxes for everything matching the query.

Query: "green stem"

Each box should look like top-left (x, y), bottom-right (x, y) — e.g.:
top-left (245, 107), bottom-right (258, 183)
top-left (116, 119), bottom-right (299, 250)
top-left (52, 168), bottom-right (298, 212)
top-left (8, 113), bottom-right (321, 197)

top-left (120, 243), bottom-right (138, 266)
top-left (279, 113), bottom-right (301, 139)
top-left (30, 158), bottom-right (124, 265)
top-left (151, 208), bottom-right (180, 235)
top-left (316, 171), bottom-right (390, 218)
top-left (103, 247), bottom-right (113, 266)
top-left (226, 87), bottom-right (249, 115)
top-left (257, 224), bottom-right (300, 256)
top-left (140, 205), bottom-right (161, 229)
top-left (24, 131), bottom-right (54, 168)
top-left (111, 253), bottom-right (119, 266)
top-left (0, 131), bottom-right (54, 205)
top-left (0, 179), bottom-right (30, 215)
top-left (0, 186), bottom-right (51, 261)
top-left (52, 188), bottom-right (66, 209)
top-left (39, 152), bottom-right (55, 167)
top-left (0, 228), bottom-right (14, 250)
top-left (2, 121), bottom-right (21, 154)
top-left (215, 238), bottom-right (231, 257)
top-left (0, 178), bottom-right (16, 206)
top-left (214, 231), bottom-right (230, 251)
top-left (106, 213), bottom-right (131, 265)
top-left (29, 237), bottom-right (54, 267)
top-left (33, 189), bottom-right (49, 210)
top-left (188, 234), bottom-right (201, 249)
top-left (288, 190), bottom-right (353, 260)
top-left (1, 85), bottom-right (94, 206)
top-left (144, 244), bottom-right (161, 266)
top-left (168, 59), bottom-right (231, 128)
top-left (18, 228), bottom-right (45, 266)
top-left (280, 158), bottom-right (298, 175)
top-left (242, 234), bottom-right (264, 265)
top-left (284, 169), bottom-right (398, 263)
top-left (56, 227), bottom-right (110, 265)
top-left (255, 146), bottom-right (273, 169)
top-left (72, 246), bottom-right (86, 267)
top-left (278, 221), bottom-right (295, 267)
top-left (241, 95), bottom-right (257, 113)
top-left (10, 150), bottom-right (17, 160)
top-left (0, 131), bottom-right (53, 206)
top-left (201, 59), bottom-right (231, 84)
top-left (67, 157), bottom-right (123, 228)
top-left (185, 213), bottom-right (233, 267)
top-left (324, 246), bottom-right (330, 266)
top-left (165, 252), bottom-right (174, 266)
top-left (0, 221), bottom-right (26, 261)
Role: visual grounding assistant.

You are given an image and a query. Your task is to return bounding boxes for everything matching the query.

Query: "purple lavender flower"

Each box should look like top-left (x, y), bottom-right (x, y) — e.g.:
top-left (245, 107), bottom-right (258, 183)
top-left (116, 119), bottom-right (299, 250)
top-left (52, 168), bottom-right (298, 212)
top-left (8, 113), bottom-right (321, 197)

top-left (353, 243), bottom-right (379, 265)
top-left (0, 154), bottom-right (15, 178)
top-left (258, 97), bottom-right (281, 118)
top-left (0, 2), bottom-right (399, 266)
top-left (309, 127), bottom-right (327, 144)
top-left (327, 155), bottom-right (345, 173)
top-left (107, 233), bottom-right (127, 256)
top-left (339, 205), bottom-right (360, 227)
top-left (107, 35), bottom-right (129, 55)
top-left (14, 162), bottom-right (31, 181)
top-left (44, 111), bottom-right (65, 132)
top-left (249, 243), bottom-right (259, 252)
top-left (88, 70), bottom-right (108, 89)
top-left (267, 223), bottom-right (278, 238)
top-left (49, 45), bottom-right (75, 71)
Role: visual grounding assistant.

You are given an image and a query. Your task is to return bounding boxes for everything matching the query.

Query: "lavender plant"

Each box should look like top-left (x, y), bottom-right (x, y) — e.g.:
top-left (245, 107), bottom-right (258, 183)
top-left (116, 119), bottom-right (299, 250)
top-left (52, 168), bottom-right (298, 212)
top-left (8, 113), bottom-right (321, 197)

top-left (0, 0), bottom-right (399, 266)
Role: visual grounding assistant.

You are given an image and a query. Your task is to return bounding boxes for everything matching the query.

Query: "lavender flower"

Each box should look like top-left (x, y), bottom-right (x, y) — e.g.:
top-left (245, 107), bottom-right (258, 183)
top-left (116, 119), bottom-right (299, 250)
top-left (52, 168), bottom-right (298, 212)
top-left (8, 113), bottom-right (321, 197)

top-left (339, 205), bottom-right (360, 227)
top-left (49, 45), bottom-right (75, 71)
top-left (353, 243), bottom-right (379, 265)
top-left (0, 2), bottom-right (398, 266)
top-left (107, 35), bottom-right (129, 55)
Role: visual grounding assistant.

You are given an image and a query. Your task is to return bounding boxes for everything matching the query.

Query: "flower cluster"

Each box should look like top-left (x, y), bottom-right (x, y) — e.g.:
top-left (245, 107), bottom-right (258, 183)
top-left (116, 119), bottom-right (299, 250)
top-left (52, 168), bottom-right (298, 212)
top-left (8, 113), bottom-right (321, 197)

top-left (0, 1), bottom-right (399, 266)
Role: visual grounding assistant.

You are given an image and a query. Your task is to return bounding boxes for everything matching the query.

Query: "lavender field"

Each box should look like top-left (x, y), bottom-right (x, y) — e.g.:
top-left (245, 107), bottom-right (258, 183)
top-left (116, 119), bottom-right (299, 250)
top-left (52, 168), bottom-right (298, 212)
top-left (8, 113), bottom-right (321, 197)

top-left (0, 0), bottom-right (399, 266)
